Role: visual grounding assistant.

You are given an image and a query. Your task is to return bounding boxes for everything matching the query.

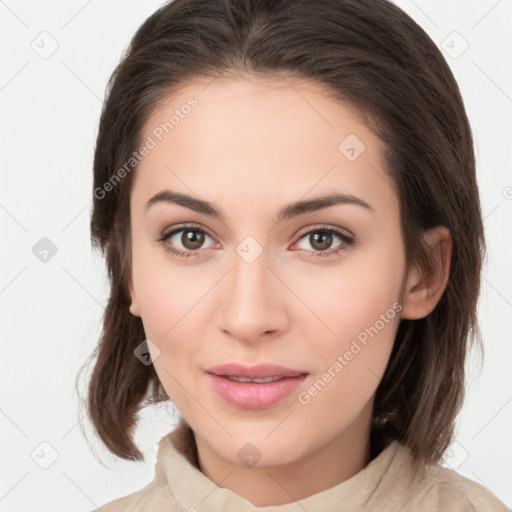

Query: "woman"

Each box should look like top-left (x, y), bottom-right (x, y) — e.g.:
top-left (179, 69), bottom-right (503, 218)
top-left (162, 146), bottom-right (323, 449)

top-left (83, 0), bottom-right (508, 509)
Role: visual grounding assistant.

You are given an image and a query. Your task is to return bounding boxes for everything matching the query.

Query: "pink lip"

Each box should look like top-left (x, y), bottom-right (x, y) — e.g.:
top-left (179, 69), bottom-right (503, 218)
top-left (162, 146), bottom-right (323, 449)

top-left (205, 363), bottom-right (308, 409)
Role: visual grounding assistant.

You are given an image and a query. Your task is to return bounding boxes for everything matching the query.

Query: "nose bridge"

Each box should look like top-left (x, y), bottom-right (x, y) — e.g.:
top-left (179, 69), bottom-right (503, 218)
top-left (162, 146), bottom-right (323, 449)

top-left (218, 240), bottom-right (285, 342)
top-left (232, 244), bottom-right (270, 302)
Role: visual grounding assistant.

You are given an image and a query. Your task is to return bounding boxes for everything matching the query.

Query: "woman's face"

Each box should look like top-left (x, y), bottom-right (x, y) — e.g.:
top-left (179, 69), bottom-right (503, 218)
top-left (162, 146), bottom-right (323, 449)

top-left (128, 76), bottom-right (410, 469)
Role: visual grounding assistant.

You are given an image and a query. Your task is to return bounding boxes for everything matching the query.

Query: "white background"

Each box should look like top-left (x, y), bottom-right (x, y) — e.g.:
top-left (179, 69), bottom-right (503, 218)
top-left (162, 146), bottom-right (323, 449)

top-left (0, 0), bottom-right (511, 510)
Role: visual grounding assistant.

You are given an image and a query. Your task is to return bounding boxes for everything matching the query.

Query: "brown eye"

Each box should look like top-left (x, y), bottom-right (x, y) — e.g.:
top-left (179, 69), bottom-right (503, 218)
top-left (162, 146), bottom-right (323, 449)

top-left (181, 229), bottom-right (205, 250)
top-left (309, 231), bottom-right (333, 251)
top-left (157, 225), bottom-right (216, 259)
top-left (295, 225), bottom-right (354, 257)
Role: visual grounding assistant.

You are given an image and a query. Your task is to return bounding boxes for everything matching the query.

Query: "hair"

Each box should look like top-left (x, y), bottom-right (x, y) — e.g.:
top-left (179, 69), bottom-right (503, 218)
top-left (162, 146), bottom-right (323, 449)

top-left (78, 0), bottom-right (486, 478)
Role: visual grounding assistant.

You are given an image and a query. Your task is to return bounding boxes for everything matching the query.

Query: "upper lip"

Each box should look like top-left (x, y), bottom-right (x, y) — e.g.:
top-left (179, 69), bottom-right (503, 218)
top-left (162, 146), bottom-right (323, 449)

top-left (206, 363), bottom-right (308, 379)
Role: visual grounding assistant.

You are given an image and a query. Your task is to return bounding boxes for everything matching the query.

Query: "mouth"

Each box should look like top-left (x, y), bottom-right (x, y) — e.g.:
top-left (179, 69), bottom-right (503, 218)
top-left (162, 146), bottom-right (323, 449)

top-left (206, 362), bottom-right (307, 379)
top-left (205, 363), bottom-right (309, 409)
top-left (221, 375), bottom-right (290, 383)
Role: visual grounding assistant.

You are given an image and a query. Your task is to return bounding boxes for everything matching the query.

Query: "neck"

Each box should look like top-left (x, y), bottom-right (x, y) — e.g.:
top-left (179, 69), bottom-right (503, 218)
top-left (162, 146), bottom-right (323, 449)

top-left (193, 404), bottom-right (373, 506)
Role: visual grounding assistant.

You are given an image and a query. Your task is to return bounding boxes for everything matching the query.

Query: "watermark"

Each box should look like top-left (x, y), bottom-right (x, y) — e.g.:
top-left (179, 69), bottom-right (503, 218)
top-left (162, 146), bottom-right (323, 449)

top-left (297, 302), bottom-right (402, 405)
top-left (237, 441), bottom-right (263, 467)
top-left (32, 236), bottom-right (58, 263)
top-left (236, 235), bottom-right (264, 264)
top-left (94, 96), bottom-right (198, 200)
top-left (440, 31), bottom-right (469, 60)
top-left (134, 338), bottom-right (161, 366)
top-left (31, 31), bottom-right (59, 59)
top-left (440, 441), bottom-right (469, 470)
top-left (31, 441), bottom-right (59, 469)
top-left (338, 133), bottom-right (366, 161)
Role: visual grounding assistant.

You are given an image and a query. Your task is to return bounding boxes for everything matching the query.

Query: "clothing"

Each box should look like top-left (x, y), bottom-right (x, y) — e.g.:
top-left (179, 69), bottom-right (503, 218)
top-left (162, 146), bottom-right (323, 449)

top-left (93, 422), bottom-right (508, 511)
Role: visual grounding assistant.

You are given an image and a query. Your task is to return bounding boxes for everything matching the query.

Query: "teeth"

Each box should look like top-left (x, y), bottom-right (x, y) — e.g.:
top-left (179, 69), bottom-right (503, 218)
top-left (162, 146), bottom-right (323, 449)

top-left (225, 375), bottom-right (285, 383)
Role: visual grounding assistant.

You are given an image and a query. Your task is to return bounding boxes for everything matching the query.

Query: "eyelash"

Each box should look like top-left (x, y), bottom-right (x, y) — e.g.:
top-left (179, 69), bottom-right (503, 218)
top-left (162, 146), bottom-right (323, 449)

top-left (156, 223), bottom-right (355, 260)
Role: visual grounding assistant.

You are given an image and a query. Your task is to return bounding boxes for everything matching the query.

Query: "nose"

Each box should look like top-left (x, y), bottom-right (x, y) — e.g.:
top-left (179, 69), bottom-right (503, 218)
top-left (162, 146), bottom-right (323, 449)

top-left (217, 247), bottom-right (289, 344)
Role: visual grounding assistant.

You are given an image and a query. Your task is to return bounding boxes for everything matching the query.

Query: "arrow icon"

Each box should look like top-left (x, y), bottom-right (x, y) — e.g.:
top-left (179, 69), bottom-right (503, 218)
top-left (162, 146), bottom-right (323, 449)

top-left (31, 441), bottom-right (59, 469)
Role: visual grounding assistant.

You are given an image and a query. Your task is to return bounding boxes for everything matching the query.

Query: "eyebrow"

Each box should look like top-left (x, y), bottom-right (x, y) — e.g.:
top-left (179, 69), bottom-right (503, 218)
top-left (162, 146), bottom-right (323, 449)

top-left (144, 189), bottom-right (374, 223)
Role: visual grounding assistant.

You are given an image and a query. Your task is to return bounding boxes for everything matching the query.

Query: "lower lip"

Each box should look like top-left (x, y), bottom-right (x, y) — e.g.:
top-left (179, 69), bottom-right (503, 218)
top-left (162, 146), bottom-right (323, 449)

top-left (206, 373), bottom-right (308, 409)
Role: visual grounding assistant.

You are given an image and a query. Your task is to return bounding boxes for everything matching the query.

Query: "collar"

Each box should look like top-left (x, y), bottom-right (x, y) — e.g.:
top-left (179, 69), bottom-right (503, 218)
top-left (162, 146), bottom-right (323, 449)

top-left (155, 421), bottom-right (416, 511)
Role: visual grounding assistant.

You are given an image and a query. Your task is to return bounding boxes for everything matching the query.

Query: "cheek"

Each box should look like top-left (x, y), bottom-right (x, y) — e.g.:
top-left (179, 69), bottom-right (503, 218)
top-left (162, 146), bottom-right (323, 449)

top-left (131, 248), bottom-right (214, 396)
top-left (292, 236), bottom-right (404, 402)
top-left (295, 280), bottom-right (401, 432)
top-left (133, 263), bottom-right (203, 405)
top-left (132, 239), bottom-right (202, 336)
top-left (294, 237), bottom-right (405, 345)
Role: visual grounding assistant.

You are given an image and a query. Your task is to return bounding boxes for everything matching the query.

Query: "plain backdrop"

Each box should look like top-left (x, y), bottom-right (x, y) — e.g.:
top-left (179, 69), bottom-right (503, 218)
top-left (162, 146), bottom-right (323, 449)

top-left (0, 0), bottom-right (511, 510)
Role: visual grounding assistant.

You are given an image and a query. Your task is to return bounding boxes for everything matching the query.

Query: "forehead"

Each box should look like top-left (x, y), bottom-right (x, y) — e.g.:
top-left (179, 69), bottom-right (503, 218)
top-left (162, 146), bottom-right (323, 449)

top-left (132, 75), bottom-right (397, 218)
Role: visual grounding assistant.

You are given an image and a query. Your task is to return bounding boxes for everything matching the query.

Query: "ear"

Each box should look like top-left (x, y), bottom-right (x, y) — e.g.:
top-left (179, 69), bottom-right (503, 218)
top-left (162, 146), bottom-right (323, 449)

top-left (401, 226), bottom-right (452, 320)
top-left (127, 274), bottom-right (141, 317)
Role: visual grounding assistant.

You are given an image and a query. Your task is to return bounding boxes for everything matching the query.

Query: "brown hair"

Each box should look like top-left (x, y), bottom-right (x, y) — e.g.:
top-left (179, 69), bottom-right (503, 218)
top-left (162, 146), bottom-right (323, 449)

top-left (78, 0), bottom-right (486, 476)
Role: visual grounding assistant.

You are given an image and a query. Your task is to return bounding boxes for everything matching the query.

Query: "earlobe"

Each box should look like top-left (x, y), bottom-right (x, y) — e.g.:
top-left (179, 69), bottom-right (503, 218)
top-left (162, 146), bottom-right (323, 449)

top-left (127, 275), bottom-right (141, 317)
top-left (129, 302), bottom-right (141, 317)
top-left (401, 226), bottom-right (452, 320)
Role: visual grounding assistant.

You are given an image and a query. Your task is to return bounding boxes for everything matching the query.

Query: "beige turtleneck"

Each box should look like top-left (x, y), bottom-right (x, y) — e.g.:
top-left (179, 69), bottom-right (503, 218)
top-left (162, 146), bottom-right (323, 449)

top-left (92, 422), bottom-right (508, 511)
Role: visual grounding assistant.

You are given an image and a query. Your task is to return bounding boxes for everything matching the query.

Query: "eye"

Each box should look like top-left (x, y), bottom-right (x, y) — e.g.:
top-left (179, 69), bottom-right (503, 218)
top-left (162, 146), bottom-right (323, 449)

top-left (157, 223), bottom-right (355, 260)
top-left (157, 224), bottom-right (216, 260)
top-left (294, 225), bottom-right (354, 257)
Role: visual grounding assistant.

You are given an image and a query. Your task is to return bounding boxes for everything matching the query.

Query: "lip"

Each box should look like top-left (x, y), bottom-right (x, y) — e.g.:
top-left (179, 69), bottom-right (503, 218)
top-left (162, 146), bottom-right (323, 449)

top-left (206, 363), bottom-right (307, 379)
top-left (205, 363), bottom-right (308, 409)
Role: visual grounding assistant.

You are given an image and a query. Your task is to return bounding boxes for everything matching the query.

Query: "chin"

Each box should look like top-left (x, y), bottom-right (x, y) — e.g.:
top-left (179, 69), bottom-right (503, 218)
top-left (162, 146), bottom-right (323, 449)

top-left (217, 425), bottom-right (310, 468)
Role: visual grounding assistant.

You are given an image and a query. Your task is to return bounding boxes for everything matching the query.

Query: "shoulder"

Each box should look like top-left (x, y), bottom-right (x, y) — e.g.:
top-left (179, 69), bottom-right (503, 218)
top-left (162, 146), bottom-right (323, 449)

top-left (89, 464), bottom-right (177, 512)
top-left (374, 441), bottom-right (509, 511)
top-left (89, 422), bottom-right (193, 512)
top-left (414, 463), bottom-right (509, 511)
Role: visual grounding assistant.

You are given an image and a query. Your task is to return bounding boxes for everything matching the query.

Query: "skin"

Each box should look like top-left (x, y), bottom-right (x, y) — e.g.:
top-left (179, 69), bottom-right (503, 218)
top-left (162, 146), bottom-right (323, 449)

top-left (127, 75), bottom-right (452, 506)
